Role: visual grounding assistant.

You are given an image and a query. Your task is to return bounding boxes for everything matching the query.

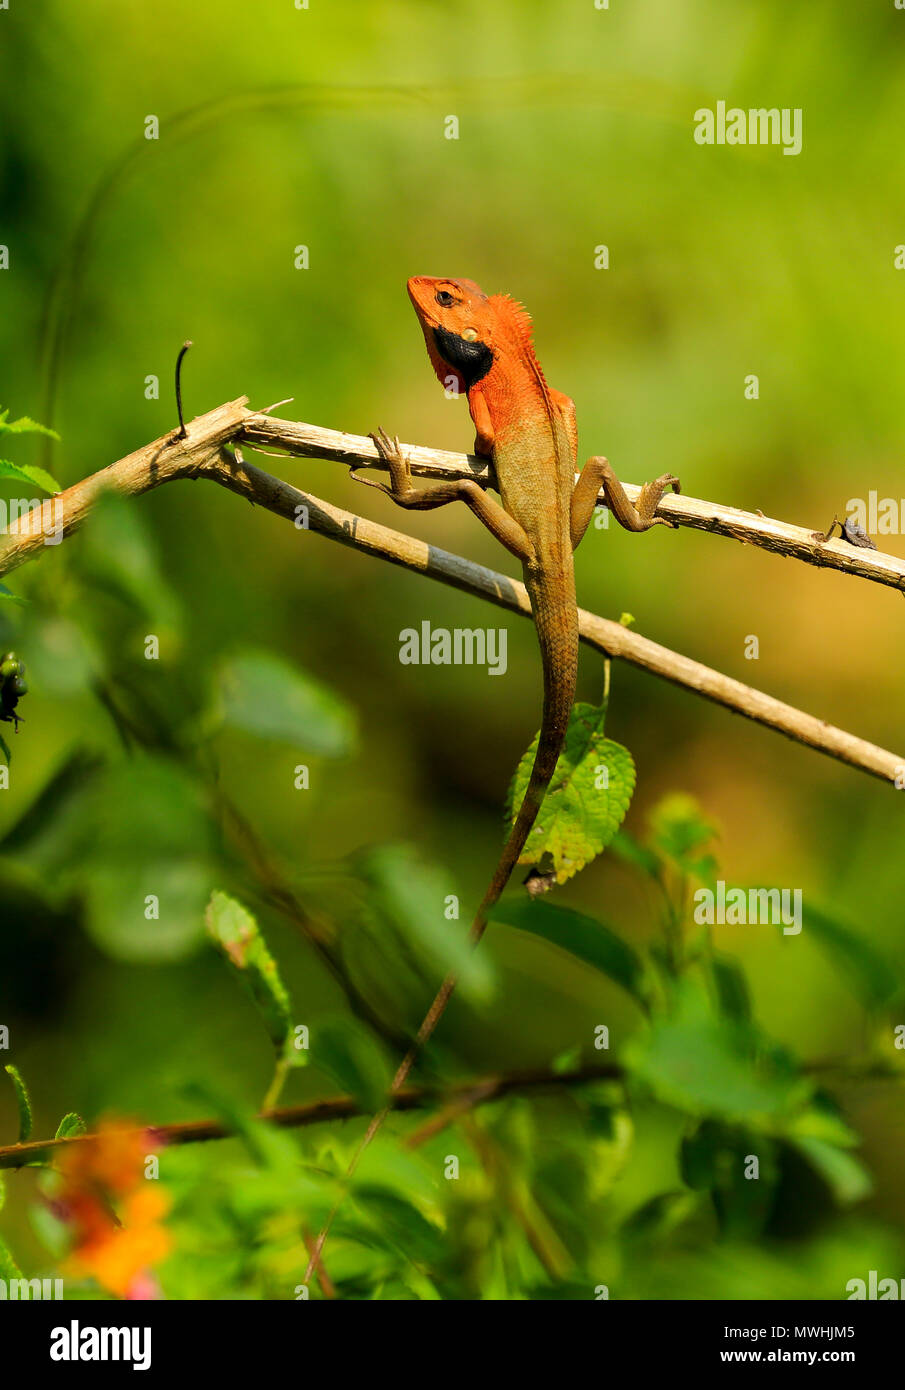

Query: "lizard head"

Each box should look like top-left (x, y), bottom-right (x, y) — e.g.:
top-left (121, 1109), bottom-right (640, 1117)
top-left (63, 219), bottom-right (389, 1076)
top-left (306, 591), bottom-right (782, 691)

top-left (406, 276), bottom-right (495, 392)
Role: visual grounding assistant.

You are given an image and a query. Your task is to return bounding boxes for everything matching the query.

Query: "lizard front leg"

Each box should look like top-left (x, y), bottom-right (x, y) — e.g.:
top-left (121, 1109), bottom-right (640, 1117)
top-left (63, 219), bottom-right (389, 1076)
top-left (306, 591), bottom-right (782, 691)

top-left (571, 455), bottom-right (681, 549)
top-left (353, 428), bottom-right (534, 564)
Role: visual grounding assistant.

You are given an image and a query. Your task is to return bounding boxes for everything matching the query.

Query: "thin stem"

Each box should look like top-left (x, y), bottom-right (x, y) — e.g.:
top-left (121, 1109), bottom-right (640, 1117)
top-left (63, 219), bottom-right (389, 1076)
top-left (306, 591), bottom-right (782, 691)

top-left (262, 1056), bottom-right (291, 1113)
top-left (174, 341), bottom-right (193, 439)
top-left (1, 1054), bottom-right (896, 1173)
top-left (240, 414), bottom-right (905, 596)
top-left (0, 402), bottom-right (901, 782)
top-left (0, 1062), bottom-right (623, 1170)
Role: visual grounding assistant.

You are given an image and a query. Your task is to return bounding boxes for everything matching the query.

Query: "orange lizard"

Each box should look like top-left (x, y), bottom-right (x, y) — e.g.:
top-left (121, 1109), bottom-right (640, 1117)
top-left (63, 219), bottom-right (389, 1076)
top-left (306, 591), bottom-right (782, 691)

top-left (306, 277), bottom-right (680, 1278)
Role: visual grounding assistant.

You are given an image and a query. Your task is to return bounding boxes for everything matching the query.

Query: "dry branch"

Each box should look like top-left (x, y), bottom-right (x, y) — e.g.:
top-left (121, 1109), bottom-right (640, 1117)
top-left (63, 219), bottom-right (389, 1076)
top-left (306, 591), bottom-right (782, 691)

top-left (0, 401), bottom-right (902, 784)
top-left (206, 447), bottom-right (904, 784)
top-left (1, 1055), bottom-right (897, 1171)
top-left (0, 397), bottom-right (251, 575)
top-left (0, 1062), bottom-right (620, 1170)
top-left (241, 414), bottom-right (905, 595)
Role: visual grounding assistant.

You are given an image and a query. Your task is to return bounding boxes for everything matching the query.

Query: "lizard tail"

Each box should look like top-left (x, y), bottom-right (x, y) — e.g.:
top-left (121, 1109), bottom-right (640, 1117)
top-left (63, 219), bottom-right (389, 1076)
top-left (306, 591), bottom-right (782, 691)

top-left (470, 570), bottom-right (578, 935)
top-left (304, 576), bottom-right (578, 1284)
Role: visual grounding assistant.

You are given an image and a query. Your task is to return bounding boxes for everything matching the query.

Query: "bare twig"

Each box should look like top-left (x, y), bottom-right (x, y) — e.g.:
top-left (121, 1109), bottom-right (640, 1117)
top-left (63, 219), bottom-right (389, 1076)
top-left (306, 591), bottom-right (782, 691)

top-left (2, 1054), bottom-right (896, 1172)
top-left (205, 449), bottom-right (904, 785)
top-left (240, 414), bottom-right (905, 595)
top-left (0, 1062), bottom-right (621, 1170)
top-left (4, 403), bottom-right (904, 597)
top-left (0, 397), bottom-right (250, 575)
top-left (1, 403), bottom-right (902, 783)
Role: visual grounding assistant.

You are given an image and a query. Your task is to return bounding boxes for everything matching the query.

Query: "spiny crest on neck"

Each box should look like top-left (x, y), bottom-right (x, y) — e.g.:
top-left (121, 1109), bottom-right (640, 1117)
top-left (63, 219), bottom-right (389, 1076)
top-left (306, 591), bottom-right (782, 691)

top-left (488, 294), bottom-right (548, 386)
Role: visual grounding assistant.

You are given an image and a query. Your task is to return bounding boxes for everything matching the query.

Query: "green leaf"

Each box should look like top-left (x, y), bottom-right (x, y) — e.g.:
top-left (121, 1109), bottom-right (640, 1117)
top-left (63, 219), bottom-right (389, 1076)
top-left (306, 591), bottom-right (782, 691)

top-left (181, 1081), bottom-right (314, 1180)
top-left (791, 1136), bottom-right (872, 1205)
top-left (214, 649), bottom-right (356, 756)
top-left (313, 1017), bottom-right (391, 1111)
top-left (506, 701), bottom-right (635, 885)
top-left (786, 1100), bottom-right (858, 1148)
top-left (625, 980), bottom-right (811, 1126)
top-left (86, 860), bottom-right (213, 963)
top-left (351, 843), bottom-right (494, 1003)
top-left (609, 829), bottom-right (661, 879)
top-left (0, 1233), bottom-right (23, 1281)
top-left (73, 755), bottom-right (215, 962)
top-left (205, 891), bottom-right (292, 1052)
top-left (79, 491), bottom-right (181, 629)
top-left (0, 583), bottom-right (26, 607)
top-left (491, 898), bottom-right (651, 1008)
top-left (680, 1120), bottom-right (778, 1237)
top-left (0, 732), bottom-right (10, 767)
top-left (800, 905), bottom-right (898, 1010)
top-left (350, 1186), bottom-right (446, 1265)
top-left (646, 793), bottom-right (719, 883)
top-left (5, 1064), bottom-right (33, 1142)
top-left (0, 412), bottom-right (60, 440)
top-left (54, 1113), bottom-right (86, 1139)
top-left (709, 953), bottom-right (752, 1023)
top-left (0, 459), bottom-right (61, 495)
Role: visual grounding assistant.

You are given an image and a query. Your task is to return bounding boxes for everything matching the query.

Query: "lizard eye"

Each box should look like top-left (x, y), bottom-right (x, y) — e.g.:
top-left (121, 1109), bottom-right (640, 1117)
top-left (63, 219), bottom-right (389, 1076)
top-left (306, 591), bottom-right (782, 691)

top-left (435, 290), bottom-right (455, 307)
top-left (462, 328), bottom-right (478, 341)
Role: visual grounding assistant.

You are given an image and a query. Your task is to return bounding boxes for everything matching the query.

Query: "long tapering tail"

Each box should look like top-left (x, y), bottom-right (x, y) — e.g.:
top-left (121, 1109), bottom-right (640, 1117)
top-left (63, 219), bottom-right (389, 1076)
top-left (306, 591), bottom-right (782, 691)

top-left (305, 575), bottom-right (578, 1282)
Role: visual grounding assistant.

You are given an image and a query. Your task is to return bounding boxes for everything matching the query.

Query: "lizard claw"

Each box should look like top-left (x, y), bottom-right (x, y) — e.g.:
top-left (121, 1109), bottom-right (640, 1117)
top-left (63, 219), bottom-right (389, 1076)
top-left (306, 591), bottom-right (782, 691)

top-left (369, 429), bottom-right (406, 466)
top-left (637, 473), bottom-right (682, 528)
top-left (367, 428), bottom-right (411, 494)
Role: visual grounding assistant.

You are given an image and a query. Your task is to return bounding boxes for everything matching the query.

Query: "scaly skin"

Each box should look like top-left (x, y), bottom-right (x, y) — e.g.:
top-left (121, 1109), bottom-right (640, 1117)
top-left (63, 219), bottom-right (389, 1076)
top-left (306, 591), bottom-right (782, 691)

top-left (305, 278), bottom-right (680, 1281)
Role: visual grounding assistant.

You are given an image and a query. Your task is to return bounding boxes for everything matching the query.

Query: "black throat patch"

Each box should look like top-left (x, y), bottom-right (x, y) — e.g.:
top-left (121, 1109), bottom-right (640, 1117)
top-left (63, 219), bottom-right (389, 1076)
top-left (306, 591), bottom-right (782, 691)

top-left (432, 326), bottom-right (494, 388)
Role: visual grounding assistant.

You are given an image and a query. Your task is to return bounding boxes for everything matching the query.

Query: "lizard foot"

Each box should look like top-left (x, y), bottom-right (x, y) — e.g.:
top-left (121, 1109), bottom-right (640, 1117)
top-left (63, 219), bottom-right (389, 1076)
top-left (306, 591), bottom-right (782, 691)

top-left (637, 473), bottom-right (681, 529)
top-left (360, 428), bottom-right (412, 498)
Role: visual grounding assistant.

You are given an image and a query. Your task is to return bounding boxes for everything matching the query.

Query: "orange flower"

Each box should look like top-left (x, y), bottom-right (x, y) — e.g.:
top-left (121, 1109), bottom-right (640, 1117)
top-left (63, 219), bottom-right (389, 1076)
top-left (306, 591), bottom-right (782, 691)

top-left (55, 1120), bottom-right (170, 1300)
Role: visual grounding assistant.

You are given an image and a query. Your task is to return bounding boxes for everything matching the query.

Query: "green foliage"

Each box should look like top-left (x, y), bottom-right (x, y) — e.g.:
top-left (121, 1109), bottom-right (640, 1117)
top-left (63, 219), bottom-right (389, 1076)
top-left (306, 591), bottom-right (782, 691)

top-left (75, 756), bottom-right (216, 962)
top-left (0, 460), bottom-right (61, 496)
top-left (205, 891), bottom-right (293, 1055)
top-left (0, 408), bottom-right (61, 494)
top-left (507, 700), bottom-right (635, 884)
top-left (348, 842), bottom-right (494, 1005)
top-left (1, 0), bottom-right (902, 1303)
top-left (0, 410), bottom-right (60, 441)
top-left (4, 1063), bottom-right (33, 1142)
top-left (0, 1177), bottom-right (24, 1279)
top-left (54, 1113), bottom-right (86, 1140)
top-left (312, 1017), bottom-right (390, 1111)
top-left (212, 649), bottom-right (357, 756)
top-left (625, 979), bottom-right (811, 1124)
top-left (79, 492), bottom-right (182, 632)
top-left (491, 897), bottom-right (652, 1010)
top-left (799, 904), bottom-right (899, 1011)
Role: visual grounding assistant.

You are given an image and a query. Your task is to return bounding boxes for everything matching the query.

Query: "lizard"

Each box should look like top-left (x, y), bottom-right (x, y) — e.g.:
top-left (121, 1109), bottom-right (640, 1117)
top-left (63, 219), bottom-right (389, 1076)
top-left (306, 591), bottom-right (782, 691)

top-left (305, 276), bottom-right (680, 1280)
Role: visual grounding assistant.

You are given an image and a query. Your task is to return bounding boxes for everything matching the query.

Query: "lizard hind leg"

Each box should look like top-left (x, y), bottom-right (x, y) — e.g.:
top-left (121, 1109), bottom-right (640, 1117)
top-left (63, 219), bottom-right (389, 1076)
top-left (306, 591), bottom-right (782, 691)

top-left (571, 455), bottom-right (681, 547)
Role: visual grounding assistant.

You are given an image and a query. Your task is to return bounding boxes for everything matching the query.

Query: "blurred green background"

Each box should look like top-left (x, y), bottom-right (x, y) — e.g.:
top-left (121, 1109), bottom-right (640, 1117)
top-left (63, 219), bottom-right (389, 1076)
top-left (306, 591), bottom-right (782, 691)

top-left (0, 0), bottom-right (903, 1299)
